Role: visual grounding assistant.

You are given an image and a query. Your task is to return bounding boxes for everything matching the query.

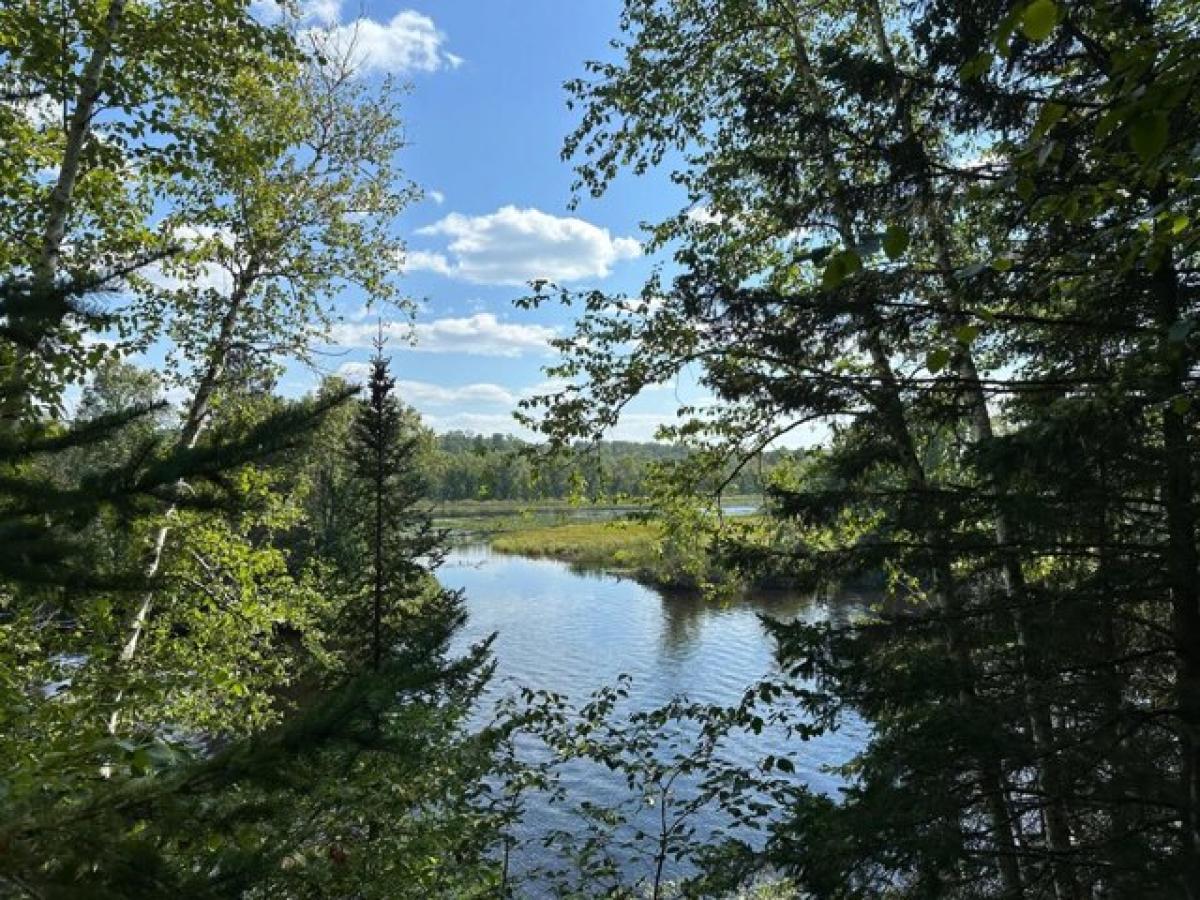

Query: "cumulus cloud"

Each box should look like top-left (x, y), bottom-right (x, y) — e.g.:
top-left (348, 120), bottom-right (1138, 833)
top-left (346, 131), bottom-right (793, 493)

top-left (333, 361), bottom-right (372, 383)
top-left (420, 412), bottom-right (536, 438)
top-left (406, 206), bottom-right (641, 285)
top-left (323, 366), bottom-right (704, 442)
top-left (136, 225), bottom-right (237, 296)
top-left (305, 0), bottom-right (341, 24)
top-left (329, 313), bottom-right (557, 358)
top-left (395, 380), bottom-right (515, 406)
top-left (334, 366), bottom-right (515, 406)
top-left (686, 205), bottom-right (724, 226)
top-left (251, 0), bottom-right (341, 25)
top-left (323, 10), bottom-right (462, 74)
top-left (402, 249), bottom-right (453, 277)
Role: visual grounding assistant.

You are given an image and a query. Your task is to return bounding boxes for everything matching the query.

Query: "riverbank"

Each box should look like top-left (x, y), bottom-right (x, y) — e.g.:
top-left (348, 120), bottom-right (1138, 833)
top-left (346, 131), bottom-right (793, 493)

top-left (490, 517), bottom-right (759, 592)
top-left (491, 519), bottom-right (662, 570)
top-left (433, 496), bottom-right (761, 541)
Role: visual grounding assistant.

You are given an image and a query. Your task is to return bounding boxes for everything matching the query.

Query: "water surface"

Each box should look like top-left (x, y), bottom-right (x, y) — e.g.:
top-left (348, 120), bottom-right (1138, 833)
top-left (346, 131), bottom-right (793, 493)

top-left (441, 544), bottom-right (870, 888)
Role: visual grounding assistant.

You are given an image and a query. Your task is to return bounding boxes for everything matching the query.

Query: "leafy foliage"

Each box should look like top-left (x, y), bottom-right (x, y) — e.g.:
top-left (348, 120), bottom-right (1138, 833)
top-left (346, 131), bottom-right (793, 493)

top-left (531, 0), bottom-right (1200, 895)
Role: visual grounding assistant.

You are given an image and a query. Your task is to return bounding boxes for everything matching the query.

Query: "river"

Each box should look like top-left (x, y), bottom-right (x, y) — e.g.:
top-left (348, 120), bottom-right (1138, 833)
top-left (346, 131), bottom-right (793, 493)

top-left (441, 543), bottom-right (871, 892)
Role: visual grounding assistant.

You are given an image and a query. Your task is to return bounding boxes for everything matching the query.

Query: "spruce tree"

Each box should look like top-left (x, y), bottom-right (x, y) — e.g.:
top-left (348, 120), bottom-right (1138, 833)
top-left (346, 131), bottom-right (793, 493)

top-left (344, 336), bottom-right (461, 674)
top-left (229, 339), bottom-right (500, 898)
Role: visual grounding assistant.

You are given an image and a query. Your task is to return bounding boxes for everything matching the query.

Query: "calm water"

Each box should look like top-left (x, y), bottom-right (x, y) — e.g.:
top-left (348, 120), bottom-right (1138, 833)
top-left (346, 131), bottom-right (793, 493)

top-left (441, 543), bottom-right (870, 889)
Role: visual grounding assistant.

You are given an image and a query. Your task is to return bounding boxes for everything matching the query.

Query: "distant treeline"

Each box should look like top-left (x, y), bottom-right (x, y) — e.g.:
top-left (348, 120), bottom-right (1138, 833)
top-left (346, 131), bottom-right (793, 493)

top-left (423, 431), bottom-right (773, 502)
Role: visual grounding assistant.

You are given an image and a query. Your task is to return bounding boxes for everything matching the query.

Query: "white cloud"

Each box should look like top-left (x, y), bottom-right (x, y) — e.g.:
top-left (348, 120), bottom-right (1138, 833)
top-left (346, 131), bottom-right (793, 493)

top-left (305, 0), bottom-right (341, 24)
top-left (329, 313), bottom-right (557, 358)
top-left (517, 378), bottom-right (572, 399)
top-left (323, 10), bottom-right (462, 74)
top-left (408, 206), bottom-right (641, 285)
top-left (428, 189), bottom-right (446, 205)
top-left (686, 205), bottom-right (724, 226)
top-left (422, 411), bottom-right (535, 438)
top-left (251, 0), bottom-right (341, 25)
top-left (333, 361), bottom-right (372, 383)
top-left (332, 369), bottom-right (517, 408)
top-left (395, 380), bottom-right (515, 406)
top-left (420, 409), bottom-right (680, 442)
top-left (13, 94), bottom-right (60, 129)
top-left (412, 314), bottom-right (557, 356)
top-left (321, 367), bottom-right (706, 443)
top-left (402, 249), bottom-right (453, 276)
top-left (137, 225), bottom-right (237, 296)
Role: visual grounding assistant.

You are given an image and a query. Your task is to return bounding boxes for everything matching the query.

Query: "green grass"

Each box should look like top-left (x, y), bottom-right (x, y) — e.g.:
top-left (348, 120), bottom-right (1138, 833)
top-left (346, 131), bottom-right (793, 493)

top-left (433, 496), bottom-right (761, 541)
top-left (486, 509), bottom-right (800, 593)
top-left (490, 519), bottom-right (663, 570)
top-left (434, 498), bottom-right (647, 516)
top-left (433, 499), bottom-right (651, 540)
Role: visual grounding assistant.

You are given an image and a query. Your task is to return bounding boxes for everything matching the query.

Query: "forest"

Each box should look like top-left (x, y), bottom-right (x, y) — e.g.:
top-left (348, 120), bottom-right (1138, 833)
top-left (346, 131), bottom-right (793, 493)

top-left (426, 431), bottom-right (771, 502)
top-left (2, 1), bottom-right (1199, 898)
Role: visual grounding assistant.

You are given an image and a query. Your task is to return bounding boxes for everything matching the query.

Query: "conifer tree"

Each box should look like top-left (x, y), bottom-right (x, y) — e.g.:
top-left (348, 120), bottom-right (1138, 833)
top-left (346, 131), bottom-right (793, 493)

top-left (343, 334), bottom-right (460, 673)
top-left (230, 338), bottom-right (500, 898)
top-left (527, 0), bottom-right (1200, 895)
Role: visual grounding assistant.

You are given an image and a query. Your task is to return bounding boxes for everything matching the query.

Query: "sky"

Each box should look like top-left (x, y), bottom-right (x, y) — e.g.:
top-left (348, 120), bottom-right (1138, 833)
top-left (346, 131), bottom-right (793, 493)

top-left (260, 0), bottom-right (708, 442)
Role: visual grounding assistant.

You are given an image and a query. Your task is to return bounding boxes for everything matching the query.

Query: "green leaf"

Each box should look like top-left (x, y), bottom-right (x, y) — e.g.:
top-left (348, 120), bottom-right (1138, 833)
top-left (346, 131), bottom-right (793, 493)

top-left (955, 324), bottom-right (981, 345)
top-left (776, 757), bottom-right (795, 773)
top-left (130, 747), bottom-right (151, 777)
top-left (1033, 102), bottom-right (1066, 138)
top-left (1020, 0), bottom-right (1058, 42)
top-left (926, 348), bottom-right (952, 373)
top-left (822, 250), bottom-right (861, 288)
top-left (1172, 396), bottom-right (1192, 415)
top-left (883, 225), bottom-right (910, 260)
top-left (1095, 108), bottom-right (1124, 139)
top-left (959, 51), bottom-right (994, 81)
top-left (1129, 110), bottom-right (1168, 161)
top-left (822, 256), bottom-right (846, 289)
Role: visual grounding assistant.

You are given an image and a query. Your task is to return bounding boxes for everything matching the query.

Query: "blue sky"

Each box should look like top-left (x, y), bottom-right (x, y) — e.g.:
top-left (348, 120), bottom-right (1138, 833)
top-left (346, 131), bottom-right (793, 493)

top-left (270, 0), bottom-right (706, 441)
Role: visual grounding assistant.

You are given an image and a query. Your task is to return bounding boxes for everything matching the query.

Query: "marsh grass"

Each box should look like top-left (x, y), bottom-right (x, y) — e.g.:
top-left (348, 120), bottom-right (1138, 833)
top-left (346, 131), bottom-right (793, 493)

top-left (490, 519), bottom-right (663, 571)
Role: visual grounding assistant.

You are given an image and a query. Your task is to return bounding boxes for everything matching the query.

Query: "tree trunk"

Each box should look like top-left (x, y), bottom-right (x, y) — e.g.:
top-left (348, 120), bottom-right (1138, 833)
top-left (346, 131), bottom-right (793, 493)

top-left (779, 6), bottom-right (1027, 892)
top-left (855, 7), bottom-right (1080, 892)
top-left (107, 270), bottom-right (254, 734)
top-left (35, 0), bottom-right (127, 289)
top-left (1152, 243), bottom-right (1200, 897)
top-left (4, 0), bottom-right (128, 426)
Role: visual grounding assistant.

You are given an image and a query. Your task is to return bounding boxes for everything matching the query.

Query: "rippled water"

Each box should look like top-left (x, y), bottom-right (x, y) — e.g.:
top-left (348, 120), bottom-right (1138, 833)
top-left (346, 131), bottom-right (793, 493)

top-left (441, 544), bottom-right (871, 889)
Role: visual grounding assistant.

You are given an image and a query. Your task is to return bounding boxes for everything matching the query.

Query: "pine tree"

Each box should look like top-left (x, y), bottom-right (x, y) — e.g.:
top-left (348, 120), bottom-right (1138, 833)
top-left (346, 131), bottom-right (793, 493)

top-left (226, 339), bottom-right (501, 898)
top-left (344, 336), bottom-right (461, 674)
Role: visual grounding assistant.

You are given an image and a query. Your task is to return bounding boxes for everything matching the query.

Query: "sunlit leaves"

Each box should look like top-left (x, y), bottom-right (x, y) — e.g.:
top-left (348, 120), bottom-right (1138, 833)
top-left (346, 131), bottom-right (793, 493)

top-left (954, 324), bottom-right (981, 346)
top-left (1020, 0), bottom-right (1059, 42)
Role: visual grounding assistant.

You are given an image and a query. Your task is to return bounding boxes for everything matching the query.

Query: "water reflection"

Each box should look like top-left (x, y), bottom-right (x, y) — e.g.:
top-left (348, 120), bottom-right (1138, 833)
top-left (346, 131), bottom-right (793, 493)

top-left (439, 543), bottom-right (871, 889)
top-left (442, 542), bottom-right (869, 771)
